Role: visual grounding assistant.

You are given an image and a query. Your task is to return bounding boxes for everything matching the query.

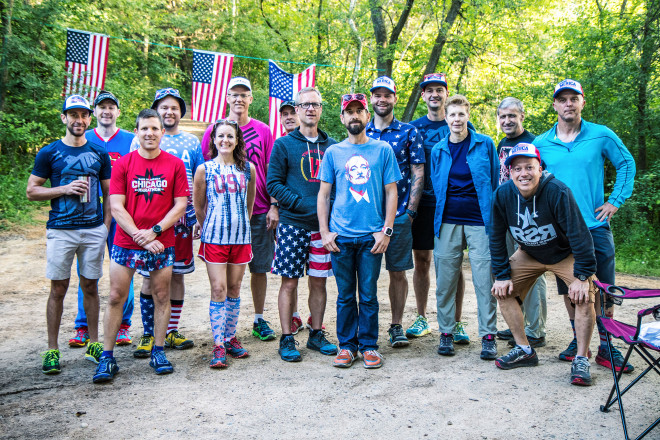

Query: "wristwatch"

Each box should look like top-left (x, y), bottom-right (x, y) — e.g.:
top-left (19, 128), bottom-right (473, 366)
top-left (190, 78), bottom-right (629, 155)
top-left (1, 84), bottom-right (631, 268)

top-left (270, 202), bottom-right (279, 208)
top-left (152, 225), bottom-right (162, 237)
top-left (575, 274), bottom-right (588, 282)
top-left (406, 209), bottom-right (418, 219)
top-left (382, 226), bottom-right (393, 237)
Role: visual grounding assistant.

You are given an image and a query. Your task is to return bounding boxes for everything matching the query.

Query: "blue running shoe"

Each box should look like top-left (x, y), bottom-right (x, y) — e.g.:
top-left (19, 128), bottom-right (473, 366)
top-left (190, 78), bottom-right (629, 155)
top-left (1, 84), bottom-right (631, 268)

top-left (224, 337), bottom-right (249, 358)
top-left (252, 318), bottom-right (276, 341)
top-left (307, 330), bottom-right (338, 355)
top-left (93, 356), bottom-right (119, 383)
top-left (406, 315), bottom-right (431, 338)
top-left (279, 335), bottom-right (302, 362)
top-left (149, 350), bottom-right (174, 375)
top-left (453, 321), bottom-right (470, 345)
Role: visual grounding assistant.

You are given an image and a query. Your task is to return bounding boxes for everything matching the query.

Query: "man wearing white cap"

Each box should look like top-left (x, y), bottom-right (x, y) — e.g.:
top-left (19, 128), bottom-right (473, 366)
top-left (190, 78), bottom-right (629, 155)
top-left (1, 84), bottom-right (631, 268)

top-left (27, 95), bottom-right (112, 374)
top-left (534, 79), bottom-right (636, 374)
top-left (490, 143), bottom-right (597, 386)
top-left (366, 76), bottom-right (424, 348)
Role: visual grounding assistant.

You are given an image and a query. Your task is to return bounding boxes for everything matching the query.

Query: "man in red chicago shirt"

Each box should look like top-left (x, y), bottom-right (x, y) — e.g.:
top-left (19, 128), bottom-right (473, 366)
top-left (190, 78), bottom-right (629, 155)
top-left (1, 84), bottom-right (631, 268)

top-left (93, 109), bottom-right (188, 383)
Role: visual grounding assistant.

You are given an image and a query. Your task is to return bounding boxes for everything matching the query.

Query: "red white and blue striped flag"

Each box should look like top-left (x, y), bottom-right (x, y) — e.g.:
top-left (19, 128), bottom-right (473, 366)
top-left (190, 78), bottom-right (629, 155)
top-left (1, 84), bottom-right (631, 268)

top-left (192, 50), bottom-right (234, 123)
top-left (268, 61), bottom-right (316, 140)
top-left (63, 29), bottom-right (109, 103)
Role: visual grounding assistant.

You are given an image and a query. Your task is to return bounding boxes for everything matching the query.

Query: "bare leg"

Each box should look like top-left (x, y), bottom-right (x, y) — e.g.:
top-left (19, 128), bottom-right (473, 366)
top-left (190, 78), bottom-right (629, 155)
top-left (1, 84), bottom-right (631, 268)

top-left (47, 279), bottom-right (70, 350)
top-left (497, 296), bottom-right (529, 348)
top-left (227, 264), bottom-right (246, 299)
top-left (80, 275), bottom-right (100, 342)
top-left (308, 276), bottom-right (327, 330)
top-left (278, 277), bottom-right (299, 334)
top-left (103, 262), bottom-right (134, 351)
top-left (563, 294), bottom-right (576, 320)
top-left (206, 263), bottom-right (228, 303)
top-left (574, 301), bottom-right (595, 357)
top-left (251, 273), bottom-right (267, 315)
top-left (454, 271), bottom-right (465, 322)
top-left (412, 250), bottom-right (431, 317)
top-left (389, 271), bottom-right (408, 325)
top-left (170, 273), bottom-right (185, 300)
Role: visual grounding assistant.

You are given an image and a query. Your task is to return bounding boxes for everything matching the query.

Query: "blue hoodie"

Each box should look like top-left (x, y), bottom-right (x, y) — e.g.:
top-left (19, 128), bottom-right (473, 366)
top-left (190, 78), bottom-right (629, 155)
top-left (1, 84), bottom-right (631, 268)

top-left (533, 120), bottom-right (635, 229)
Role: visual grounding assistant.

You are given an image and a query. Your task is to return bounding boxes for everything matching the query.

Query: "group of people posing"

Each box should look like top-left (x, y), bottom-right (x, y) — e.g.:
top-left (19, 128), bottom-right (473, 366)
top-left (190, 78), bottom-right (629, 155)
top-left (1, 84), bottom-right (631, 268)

top-left (28, 72), bottom-right (635, 387)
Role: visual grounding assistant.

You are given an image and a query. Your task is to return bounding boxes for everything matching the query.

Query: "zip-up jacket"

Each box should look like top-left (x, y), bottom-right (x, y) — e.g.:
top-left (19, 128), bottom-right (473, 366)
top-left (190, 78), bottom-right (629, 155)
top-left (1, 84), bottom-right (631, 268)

top-left (266, 127), bottom-right (337, 230)
top-left (490, 171), bottom-right (597, 280)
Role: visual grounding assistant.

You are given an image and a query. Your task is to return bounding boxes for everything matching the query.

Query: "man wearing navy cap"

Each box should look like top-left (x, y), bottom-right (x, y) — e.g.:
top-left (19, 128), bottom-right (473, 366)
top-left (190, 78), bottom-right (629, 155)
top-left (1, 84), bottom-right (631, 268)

top-left (490, 143), bottom-right (597, 386)
top-left (27, 95), bottom-right (112, 374)
top-left (534, 79), bottom-right (636, 374)
top-left (279, 100), bottom-right (300, 134)
top-left (366, 76), bottom-right (424, 348)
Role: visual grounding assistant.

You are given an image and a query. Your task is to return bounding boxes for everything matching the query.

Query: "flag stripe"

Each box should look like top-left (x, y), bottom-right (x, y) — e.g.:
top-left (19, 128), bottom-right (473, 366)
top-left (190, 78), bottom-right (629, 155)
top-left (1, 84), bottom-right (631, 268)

top-left (191, 50), bottom-right (234, 123)
top-left (63, 29), bottom-right (109, 103)
top-left (268, 61), bottom-right (316, 140)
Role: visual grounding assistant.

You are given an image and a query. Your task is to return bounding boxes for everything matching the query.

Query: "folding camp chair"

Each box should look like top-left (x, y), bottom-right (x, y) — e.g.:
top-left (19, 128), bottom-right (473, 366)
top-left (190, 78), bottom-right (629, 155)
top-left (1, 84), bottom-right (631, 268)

top-left (594, 280), bottom-right (660, 440)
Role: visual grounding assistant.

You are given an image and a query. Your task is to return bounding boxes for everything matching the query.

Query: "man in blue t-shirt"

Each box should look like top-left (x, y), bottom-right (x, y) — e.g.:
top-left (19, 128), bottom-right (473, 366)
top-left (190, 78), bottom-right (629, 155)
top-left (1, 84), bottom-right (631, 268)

top-left (366, 76), bottom-right (424, 349)
top-left (27, 95), bottom-right (112, 375)
top-left (69, 91), bottom-right (137, 349)
top-left (318, 93), bottom-right (401, 370)
top-left (407, 73), bottom-right (474, 345)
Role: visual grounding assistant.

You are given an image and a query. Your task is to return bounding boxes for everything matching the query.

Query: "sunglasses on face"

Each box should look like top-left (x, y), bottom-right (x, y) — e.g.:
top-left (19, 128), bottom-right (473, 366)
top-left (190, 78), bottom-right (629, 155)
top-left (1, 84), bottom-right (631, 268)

top-left (342, 93), bottom-right (366, 102)
top-left (154, 88), bottom-right (180, 100)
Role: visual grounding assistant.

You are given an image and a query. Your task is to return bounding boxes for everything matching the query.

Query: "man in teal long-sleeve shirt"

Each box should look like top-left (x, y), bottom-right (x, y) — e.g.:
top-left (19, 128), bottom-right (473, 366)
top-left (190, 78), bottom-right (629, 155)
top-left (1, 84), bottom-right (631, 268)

top-left (534, 79), bottom-right (636, 374)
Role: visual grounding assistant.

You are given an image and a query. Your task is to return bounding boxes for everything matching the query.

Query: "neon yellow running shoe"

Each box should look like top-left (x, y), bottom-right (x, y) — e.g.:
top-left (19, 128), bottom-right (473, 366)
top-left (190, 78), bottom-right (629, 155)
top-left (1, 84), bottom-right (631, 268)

top-left (42, 349), bottom-right (61, 374)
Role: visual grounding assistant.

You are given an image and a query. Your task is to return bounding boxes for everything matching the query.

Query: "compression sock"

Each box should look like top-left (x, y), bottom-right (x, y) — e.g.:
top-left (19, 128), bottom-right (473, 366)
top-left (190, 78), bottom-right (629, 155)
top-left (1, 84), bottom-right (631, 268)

top-left (140, 293), bottom-right (155, 336)
top-left (225, 297), bottom-right (241, 342)
top-left (596, 319), bottom-right (611, 350)
top-left (570, 319), bottom-right (576, 341)
top-left (209, 301), bottom-right (226, 346)
top-left (168, 299), bottom-right (184, 334)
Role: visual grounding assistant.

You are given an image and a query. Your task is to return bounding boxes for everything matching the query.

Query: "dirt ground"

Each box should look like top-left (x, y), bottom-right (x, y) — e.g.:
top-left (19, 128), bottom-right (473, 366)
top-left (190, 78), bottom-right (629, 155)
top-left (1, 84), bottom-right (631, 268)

top-left (1, 216), bottom-right (659, 440)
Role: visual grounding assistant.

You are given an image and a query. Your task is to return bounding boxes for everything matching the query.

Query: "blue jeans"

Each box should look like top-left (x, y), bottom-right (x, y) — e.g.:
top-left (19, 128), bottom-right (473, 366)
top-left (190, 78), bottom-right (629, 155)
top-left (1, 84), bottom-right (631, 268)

top-left (332, 234), bottom-right (382, 353)
top-left (75, 219), bottom-right (134, 328)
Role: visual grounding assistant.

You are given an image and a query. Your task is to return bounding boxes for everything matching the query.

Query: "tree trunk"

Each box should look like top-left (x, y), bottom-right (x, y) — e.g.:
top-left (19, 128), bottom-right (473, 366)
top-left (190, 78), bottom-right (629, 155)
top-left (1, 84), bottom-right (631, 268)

top-left (402, 0), bottom-right (463, 122)
top-left (348, 0), bottom-right (362, 92)
top-left (316, 0), bottom-right (324, 63)
top-left (0, 0), bottom-right (14, 113)
top-left (369, 0), bottom-right (414, 77)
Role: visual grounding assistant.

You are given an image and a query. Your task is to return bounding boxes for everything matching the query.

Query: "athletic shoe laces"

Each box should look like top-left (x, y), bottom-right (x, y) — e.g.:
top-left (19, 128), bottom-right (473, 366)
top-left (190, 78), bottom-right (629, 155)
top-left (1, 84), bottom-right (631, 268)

top-left (152, 351), bottom-right (168, 365)
top-left (42, 350), bottom-right (58, 364)
top-left (573, 358), bottom-right (590, 374)
top-left (227, 337), bottom-right (243, 349)
top-left (212, 345), bottom-right (225, 357)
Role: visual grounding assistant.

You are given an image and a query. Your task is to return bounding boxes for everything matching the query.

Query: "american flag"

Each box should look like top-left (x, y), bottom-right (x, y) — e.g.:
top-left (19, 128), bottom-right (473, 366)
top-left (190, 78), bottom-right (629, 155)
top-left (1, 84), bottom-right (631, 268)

top-left (268, 61), bottom-right (316, 139)
top-left (63, 29), bottom-right (109, 103)
top-left (192, 50), bottom-right (234, 123)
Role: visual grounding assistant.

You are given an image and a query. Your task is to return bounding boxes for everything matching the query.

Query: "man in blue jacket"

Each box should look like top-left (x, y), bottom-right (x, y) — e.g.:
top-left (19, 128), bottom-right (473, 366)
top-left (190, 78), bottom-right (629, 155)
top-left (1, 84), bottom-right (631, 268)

top-left (267, 87), bottom-right (338, 362)
top-left (534, 79), bottom-right (636, 373)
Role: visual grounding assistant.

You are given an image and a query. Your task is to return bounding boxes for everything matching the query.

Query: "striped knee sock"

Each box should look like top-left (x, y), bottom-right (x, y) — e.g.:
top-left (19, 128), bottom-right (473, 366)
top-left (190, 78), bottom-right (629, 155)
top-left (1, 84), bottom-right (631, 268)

top-left (570, 319), bottom-right (576, 340)
top-left (596, 318), bottom-right (610, 349)
top-left (209, 301), bottom-right (226, 347)
top-left (140, 293), bottom-right (155, 336)
top-left (225, 297), bottom-right (241, 342)
top-left (168, 299), bottom-right (184, 334)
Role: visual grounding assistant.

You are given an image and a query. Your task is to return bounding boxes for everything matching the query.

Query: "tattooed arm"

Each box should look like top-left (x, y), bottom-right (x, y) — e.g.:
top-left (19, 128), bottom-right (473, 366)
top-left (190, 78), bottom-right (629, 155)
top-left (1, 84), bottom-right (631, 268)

top-left (407, 164), bottom-right (424, 213)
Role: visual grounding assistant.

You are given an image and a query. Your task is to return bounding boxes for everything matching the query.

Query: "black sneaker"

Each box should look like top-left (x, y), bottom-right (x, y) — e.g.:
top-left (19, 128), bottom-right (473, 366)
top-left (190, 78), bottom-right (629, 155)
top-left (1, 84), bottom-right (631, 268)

top-left (508, 335), bottom-right (546, 348)
top-left (437, 333), bottom-right (455, 356)
top-left (306, 330), bottom-right (338, 355)
top-left (388, 324), bottom-right (410, 348)
top-left (571, 356), bottom-right (592, 386)
top-left (495, 346), bottom-right (539, 370)
top-left (496, 329), bottom-right (513, 340)
top-left (480, 334), bottom-right (498, 360)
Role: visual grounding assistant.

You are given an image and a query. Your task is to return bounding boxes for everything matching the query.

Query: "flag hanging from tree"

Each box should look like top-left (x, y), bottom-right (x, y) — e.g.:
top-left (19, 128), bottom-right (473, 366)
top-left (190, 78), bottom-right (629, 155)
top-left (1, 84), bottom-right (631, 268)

top-left (63, 29), bottom-right (109, 103)
top-left (268, 61), bottom-right (316, 139)
top-left (192, 50), bottom-right (234, 123)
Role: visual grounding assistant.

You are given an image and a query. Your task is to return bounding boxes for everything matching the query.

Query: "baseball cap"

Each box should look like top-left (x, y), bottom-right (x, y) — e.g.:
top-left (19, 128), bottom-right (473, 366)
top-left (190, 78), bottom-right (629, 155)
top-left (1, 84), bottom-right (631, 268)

top-left (341, 93), bottom-right (368, 111)
top-left (151, 87), bottom-right (187, 117)
top-left (504, 143), bottom-right (542, 167)
top-left (553, 79), bottom-right (584, 98)
top-left (279, 100), bottom-right (296, 112)
top-left (420, 73), bottom-right (448, 90)
top-left (228, 76), bottom-right (252, 91)
top-left (370, 76), bottom-right (396, 94)
top-left (62, 95), bottom-right (92, 114)
top-left (94, 90), bottom-right (120, 108)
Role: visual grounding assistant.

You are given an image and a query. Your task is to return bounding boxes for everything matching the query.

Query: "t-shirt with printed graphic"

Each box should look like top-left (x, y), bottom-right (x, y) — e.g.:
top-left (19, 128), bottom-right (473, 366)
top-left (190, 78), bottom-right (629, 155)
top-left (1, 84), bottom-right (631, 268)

top-left (496, 129), bottom-right (535, 185)
top-left (319, 138), bottom-right (402, 238)
top-left (86, 128), bottom-right (135, 166)
top-left (201, 161), bottom-right (252, 245)
top-left (31, 140), bottom-right (112, 229)
top-left (110, 150), bottom-right (190, 250)
top-left (410, 116), bottom-right (475, 207)
top-left (366, 118), bottom-right (424, 217)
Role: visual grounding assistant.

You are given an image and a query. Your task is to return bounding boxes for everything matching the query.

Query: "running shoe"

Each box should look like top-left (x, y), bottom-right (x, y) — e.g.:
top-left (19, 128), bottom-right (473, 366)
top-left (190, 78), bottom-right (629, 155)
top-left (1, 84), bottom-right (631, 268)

top-left (134, 334), bottom-right (154, 358)
top-left (165, 330), bottom-right (194, 349)
top-left (388, 324), bottom-right (410, 348)
top-left (596, 346), bottom-right (634, 373)
top-left (306, 330), bottom-right (338, 355)
top-left (291, 316), bottom-right (304, 335)
top-left (362, 350), bottom-right (383, 369)
top-left (93, 356), bottom-right (119, 383)
top-left (41, 349), bottom-right (61, 374)
top-left (453, 321), bottom-right (470, 345)
top-left (85, 341), bottom-right (103, 364)
top-left (210, 345), bottom-right (228, 368)
top-left (405, 315), bottom-right (431, 338)
top-left (496, 328), bottom-right (514, 340)
top-left (480, 334), bottom-right (498, 360)
top-left (278, 335), bottom-right (302, 362)
top-left (437, 333), bottom-right (455, 356)
top-left (149, 350), bottom-right (174, 375)
top-left (333, 349), bottom-right (357, 368)
top-left (224, 337), bottom-right (249, 358)
top-left (558, 338), bottom-right (592, 362)
top-left (116, 324), bottom-right (132, 346)
top-left (252, 318), bottom-right (276, 341)
top-left (508, 335), bottom-right (546, 348)
top-left (306, 315), bottom-right (326, 330)
top-left (69, 327), bottom-right (89, 348)
top-left (495, 346), bottom-right (539, 370)
top-left (571, 356), bottom-right (592, 386)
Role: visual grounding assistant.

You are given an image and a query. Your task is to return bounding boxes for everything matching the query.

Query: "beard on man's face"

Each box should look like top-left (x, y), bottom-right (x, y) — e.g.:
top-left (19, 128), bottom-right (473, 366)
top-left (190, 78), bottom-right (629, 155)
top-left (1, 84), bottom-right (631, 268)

top-left (346, 121), bottom-right (365, 135)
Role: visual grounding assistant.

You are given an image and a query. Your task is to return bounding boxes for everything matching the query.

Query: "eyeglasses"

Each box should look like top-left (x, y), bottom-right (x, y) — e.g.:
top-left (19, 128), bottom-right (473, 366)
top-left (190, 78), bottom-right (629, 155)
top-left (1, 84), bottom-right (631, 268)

top-left (228, 93), bottom-right (251, 99)
top-left (298, 102), bottom-right (322, 109)
top-left (342, 93), bottom-right (366, 102)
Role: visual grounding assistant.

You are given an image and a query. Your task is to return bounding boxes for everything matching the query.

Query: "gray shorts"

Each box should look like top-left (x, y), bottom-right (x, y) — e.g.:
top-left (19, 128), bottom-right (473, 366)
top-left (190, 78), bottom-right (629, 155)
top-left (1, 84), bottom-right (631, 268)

top-left (46, 224), bottom-right (108, 280)
top-left (249, 213), bottom-right (275, 273)
top-left (385, 214), bottom-right (414, 272)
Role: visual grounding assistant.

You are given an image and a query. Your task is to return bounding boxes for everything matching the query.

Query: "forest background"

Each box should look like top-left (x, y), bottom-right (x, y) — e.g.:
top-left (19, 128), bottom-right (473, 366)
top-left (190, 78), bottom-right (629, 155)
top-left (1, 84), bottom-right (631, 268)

top-left (0, 0), bottom-right (658, 275)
